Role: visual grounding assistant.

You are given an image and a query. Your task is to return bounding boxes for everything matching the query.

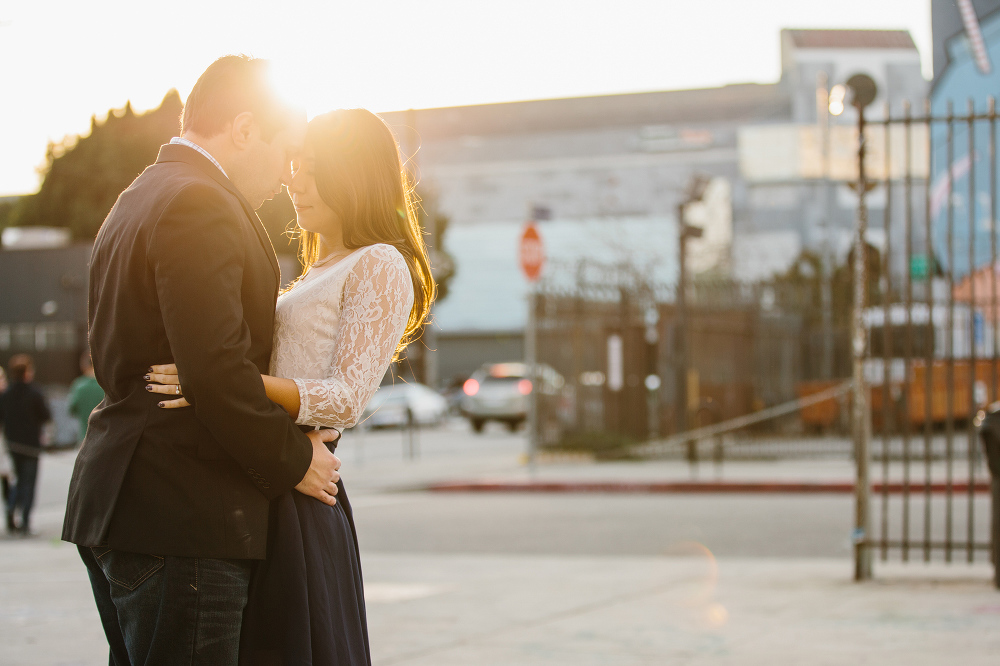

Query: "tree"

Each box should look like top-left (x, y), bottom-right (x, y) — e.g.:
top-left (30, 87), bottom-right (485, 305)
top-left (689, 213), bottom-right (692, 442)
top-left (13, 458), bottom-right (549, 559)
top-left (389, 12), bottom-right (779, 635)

top-left (7, 91), bottom-right (184, 240)
top-left (0, 199), bottom-right (15, 230)
top-left (772, 244), bottom-right (883, 328)
top-left (415, 187), bottom-right (455, 302)
top-left (3, 91), bottom-right (460, 290)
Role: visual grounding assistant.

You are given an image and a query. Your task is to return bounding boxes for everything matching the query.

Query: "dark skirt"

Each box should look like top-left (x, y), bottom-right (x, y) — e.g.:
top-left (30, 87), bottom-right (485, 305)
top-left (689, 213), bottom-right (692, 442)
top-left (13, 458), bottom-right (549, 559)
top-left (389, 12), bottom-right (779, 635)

top-left (239, 443), bottom-right (370, 666)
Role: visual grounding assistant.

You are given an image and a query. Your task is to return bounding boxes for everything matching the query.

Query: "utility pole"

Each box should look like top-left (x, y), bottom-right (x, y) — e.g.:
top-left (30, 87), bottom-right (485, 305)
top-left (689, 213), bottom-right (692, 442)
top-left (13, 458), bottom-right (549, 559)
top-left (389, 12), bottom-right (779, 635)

top-left (675, 175), bottom-right (710, 439)
top-left (676, 200), bottom-right (692, 437)
top-left (519, 221), bottom-right (545, 469)
top-left (847, 73), bottom-right (877, 582)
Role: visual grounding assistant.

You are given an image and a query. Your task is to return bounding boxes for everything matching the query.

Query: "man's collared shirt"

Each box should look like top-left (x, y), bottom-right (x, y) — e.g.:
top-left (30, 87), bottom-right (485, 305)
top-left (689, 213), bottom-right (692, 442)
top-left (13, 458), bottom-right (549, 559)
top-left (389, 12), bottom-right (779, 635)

top-left (169, 137), bottom-right (228, 179)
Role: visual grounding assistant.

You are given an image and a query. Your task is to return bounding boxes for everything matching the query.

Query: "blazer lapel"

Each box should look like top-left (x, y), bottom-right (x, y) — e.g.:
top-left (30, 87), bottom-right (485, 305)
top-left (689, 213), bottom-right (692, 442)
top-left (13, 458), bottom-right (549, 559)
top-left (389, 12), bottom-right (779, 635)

top-left (154, 144), bottom-right (281, 283)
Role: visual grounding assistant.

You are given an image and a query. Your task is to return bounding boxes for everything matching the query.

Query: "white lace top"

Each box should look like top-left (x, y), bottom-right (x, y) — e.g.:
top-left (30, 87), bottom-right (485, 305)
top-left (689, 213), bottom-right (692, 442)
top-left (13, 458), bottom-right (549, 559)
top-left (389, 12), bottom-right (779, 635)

top-left (270, 243), bottom-right (414, 429)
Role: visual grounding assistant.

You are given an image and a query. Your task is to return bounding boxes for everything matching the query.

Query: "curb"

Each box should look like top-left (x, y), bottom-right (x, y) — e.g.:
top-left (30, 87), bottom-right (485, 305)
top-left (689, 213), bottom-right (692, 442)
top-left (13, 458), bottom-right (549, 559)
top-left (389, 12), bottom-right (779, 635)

top-left (426, 480), bottom-right (994, 494)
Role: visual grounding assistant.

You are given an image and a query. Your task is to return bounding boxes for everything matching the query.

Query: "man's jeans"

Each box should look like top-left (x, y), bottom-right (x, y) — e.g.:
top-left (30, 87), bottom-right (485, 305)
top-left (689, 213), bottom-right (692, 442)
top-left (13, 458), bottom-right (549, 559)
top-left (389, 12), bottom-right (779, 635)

top-left (8, 451), bottom-right (39, 529)
top-left (79, 546), bottom-right (252, 666)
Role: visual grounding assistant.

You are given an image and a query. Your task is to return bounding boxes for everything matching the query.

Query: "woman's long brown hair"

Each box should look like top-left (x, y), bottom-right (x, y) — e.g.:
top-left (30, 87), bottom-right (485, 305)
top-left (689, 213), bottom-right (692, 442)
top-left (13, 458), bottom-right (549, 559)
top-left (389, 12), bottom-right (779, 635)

top-left (296, 109), bottom-right (435, 356)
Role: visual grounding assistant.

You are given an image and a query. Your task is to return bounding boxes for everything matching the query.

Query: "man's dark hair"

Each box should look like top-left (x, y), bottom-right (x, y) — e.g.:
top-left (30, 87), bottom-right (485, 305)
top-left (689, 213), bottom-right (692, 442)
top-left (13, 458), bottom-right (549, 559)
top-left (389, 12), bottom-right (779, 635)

top-left (9, 354), bottom-right (33, 383)
top-left (181, 55), bottom-right (297, 142)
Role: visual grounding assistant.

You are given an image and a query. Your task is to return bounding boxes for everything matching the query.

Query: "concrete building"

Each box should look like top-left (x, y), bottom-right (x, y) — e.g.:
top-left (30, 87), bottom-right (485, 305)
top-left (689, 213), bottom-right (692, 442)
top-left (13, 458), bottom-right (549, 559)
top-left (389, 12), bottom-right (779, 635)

top-left (0, 241), bottom-right (90, 384)
top-left (381, 29), bottom-right (928, 385)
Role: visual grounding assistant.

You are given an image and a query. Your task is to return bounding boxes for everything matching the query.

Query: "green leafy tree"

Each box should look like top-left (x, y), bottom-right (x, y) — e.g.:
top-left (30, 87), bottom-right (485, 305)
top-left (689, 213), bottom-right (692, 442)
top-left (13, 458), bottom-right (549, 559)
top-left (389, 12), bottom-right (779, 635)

top-left (3, 90), bottom-right (461, 295)
top-left (831, 242), bottom-right (884, 325)
top-left (772, 245), bottom-right (883, 328)
top-left (771, 250), bottom-right (825, 323)
top-left (8, 91), bottom-right (183, 240)
top-left (0, 198), bottom-right (16, 230)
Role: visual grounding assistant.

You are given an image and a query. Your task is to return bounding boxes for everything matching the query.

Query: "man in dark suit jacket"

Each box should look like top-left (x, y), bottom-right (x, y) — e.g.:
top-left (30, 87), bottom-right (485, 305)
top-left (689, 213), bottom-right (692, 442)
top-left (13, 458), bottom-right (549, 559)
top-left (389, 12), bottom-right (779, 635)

top-left (62, 55), bottom-right (341, 665)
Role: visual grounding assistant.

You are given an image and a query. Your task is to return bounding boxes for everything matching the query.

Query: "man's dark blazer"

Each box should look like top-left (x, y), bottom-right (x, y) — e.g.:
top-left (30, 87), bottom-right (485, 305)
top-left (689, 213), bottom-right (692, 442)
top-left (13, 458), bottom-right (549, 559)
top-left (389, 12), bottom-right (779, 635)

top-left (62, 144), bottom-right (314, 560)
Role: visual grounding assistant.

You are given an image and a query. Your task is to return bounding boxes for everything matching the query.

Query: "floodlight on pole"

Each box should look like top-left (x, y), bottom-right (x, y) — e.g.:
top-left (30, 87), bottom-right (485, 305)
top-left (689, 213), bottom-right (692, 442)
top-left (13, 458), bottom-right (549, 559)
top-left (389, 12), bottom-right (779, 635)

top-left (846, 74), bottom-right (878, 110)
top-left (829, 84), bottom-right (847, 116)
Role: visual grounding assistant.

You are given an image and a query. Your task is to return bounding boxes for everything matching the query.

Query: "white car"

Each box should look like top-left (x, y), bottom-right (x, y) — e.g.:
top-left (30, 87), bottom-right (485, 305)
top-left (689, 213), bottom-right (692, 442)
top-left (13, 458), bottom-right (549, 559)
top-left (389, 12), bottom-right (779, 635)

top-left (359, 382), bottom-right (448, 429)
top-left (459, 362), bottom-right (566, 433)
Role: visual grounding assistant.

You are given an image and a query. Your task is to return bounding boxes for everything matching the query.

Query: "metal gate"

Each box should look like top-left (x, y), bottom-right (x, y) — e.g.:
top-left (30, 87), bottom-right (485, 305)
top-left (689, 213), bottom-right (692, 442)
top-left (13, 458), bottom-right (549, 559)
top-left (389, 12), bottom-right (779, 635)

top-left (853, 93), bottom-right (997, 577)
top-left (532, 260), bottom-right (833, 447)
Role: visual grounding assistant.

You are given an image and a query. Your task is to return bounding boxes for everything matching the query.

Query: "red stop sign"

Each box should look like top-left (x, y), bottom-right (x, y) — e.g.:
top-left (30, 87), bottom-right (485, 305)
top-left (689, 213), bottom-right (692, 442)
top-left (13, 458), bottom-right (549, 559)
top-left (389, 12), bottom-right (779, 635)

top-left (519, 222), bottom-right (545, 282)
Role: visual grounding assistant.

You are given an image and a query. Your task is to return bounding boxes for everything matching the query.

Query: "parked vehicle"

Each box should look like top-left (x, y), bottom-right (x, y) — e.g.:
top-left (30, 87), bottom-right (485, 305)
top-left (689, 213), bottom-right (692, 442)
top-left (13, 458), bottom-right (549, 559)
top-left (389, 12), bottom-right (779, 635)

top-left (459, 361), bottom-right (566, 434)
top-left (359, 382), bottom-right (448, 429)
top-left (440, 375), bottom-right (470, 416)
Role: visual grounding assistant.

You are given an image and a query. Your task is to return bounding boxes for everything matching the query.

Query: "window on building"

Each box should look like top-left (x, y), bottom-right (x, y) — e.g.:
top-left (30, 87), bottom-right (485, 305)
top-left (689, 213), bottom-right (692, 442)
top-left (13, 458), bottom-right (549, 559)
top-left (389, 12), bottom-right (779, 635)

top-left (1, 322), bottom-right (78, 352)
top-left (12, 324), bottom-right (35, 350)
top-left (34, 322), bottom-right (78, 351)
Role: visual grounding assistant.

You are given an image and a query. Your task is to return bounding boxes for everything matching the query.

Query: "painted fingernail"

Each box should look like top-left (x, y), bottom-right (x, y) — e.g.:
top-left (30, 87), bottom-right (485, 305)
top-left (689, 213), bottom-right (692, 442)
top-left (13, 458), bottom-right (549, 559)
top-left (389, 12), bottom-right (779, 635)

top-left (147, 367), bottom-right (153, 372)
top-left (143, 374), bottom-right (151, 381)
top-left (157, 402), bottom-right (165, 408)
top-left (145, 385), bottom-right (152, 391)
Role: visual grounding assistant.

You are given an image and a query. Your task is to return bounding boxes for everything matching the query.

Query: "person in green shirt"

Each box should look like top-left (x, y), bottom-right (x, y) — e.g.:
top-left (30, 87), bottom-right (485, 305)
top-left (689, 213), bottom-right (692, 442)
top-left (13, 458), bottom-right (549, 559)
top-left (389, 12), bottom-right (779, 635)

top-left (67, 353), bottom-right (103, 446)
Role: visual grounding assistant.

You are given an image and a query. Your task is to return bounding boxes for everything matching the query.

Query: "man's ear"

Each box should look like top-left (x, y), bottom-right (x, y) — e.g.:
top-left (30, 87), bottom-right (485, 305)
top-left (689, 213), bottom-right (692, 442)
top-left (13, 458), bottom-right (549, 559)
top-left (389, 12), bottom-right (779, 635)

top-left (231, 111), bottom-right (257, 149)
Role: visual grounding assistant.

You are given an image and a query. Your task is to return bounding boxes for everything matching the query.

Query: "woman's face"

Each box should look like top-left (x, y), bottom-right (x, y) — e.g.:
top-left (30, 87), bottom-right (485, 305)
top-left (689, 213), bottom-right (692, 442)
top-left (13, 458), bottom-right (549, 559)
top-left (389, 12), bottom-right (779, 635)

top-left (289, 146), bottom-right (339, 237)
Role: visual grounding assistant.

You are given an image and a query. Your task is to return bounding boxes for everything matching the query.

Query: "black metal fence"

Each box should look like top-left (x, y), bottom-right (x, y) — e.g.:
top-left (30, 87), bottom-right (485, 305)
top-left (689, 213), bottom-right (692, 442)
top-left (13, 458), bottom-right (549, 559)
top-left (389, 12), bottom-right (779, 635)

top-left (532, 260), bottom-right (849, 446)
top-left (863, 98), bottom-right (998, 566)
top-left (530, 97), bottom-right (998, 575)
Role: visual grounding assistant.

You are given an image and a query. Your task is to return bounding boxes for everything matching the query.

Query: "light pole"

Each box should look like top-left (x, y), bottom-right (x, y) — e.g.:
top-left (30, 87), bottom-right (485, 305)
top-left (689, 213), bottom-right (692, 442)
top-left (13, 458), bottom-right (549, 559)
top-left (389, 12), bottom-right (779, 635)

top-left (676, 174), bottom-right (711, 439)
top-left (846, 73), bottom-right (878, 582)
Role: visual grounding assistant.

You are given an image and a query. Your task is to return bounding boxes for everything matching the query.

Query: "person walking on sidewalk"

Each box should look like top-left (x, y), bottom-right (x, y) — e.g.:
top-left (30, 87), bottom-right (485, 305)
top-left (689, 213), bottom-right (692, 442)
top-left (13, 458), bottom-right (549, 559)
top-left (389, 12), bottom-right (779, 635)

top-left (67, 352), bottom-right (103, 446)
top-left (0, 355), bottom-right (51, 536)
top-left (0, 367), bottom-right (12, 526)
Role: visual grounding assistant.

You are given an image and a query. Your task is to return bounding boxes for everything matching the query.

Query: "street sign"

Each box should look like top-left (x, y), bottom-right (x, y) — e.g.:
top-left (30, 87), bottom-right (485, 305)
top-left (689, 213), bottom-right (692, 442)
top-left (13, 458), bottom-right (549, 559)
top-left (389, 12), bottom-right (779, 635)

top-left (519, 222), bottom-right (545, 282)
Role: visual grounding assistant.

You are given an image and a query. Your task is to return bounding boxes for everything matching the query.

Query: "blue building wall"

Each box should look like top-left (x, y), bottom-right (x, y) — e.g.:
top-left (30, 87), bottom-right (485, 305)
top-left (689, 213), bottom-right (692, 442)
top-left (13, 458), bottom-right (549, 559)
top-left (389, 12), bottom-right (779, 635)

top-left (931, 9), bottom-right (1000, 277)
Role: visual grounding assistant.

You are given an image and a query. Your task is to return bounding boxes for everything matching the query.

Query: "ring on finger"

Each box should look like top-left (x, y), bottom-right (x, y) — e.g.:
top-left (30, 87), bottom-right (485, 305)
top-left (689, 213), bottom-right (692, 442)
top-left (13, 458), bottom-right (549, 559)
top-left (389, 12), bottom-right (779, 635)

top-left (175, 385), bottom-right (181, 395)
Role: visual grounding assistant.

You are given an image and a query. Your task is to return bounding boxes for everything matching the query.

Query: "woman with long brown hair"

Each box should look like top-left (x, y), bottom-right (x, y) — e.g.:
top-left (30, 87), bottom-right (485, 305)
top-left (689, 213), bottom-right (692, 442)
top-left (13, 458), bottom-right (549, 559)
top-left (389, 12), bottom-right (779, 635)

top-left (148, 108), bottom-right (434, 664)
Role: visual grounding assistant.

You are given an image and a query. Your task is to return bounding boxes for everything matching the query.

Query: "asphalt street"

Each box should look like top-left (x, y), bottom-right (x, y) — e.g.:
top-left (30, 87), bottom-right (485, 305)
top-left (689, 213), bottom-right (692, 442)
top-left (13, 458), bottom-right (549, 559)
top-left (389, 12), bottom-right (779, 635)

top-left (18, 420), bottom-right (862, 560)
top-left (21, 419), bottom-right (994, 562)
top-left (352, 491), bottom-right (857, 558)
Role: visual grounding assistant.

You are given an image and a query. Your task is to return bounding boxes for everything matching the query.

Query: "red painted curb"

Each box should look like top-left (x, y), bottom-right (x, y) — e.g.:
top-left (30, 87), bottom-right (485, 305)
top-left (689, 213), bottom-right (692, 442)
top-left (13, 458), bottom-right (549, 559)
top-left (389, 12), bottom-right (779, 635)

top-left (426, 480), bottom-right (993, 495)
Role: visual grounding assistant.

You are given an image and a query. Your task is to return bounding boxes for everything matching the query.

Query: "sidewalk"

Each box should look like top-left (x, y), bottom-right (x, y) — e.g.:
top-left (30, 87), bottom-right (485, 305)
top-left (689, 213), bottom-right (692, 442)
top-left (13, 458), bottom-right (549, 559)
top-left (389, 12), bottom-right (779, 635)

top-left (2, 539), bottom-right (997, 665)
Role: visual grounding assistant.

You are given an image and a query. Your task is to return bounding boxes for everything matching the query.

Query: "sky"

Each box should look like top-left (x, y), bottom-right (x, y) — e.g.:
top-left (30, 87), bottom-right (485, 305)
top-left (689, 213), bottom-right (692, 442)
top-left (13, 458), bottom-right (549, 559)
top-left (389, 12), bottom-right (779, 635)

top-left (0, 0), bottom-right (933, 196)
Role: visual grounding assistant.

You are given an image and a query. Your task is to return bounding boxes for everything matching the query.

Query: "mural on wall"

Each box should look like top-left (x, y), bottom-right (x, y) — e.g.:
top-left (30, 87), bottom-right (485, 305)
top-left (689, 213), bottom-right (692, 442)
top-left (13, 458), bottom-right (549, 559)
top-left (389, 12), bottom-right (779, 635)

top-left (931, 1), bottom-right (1000, 277)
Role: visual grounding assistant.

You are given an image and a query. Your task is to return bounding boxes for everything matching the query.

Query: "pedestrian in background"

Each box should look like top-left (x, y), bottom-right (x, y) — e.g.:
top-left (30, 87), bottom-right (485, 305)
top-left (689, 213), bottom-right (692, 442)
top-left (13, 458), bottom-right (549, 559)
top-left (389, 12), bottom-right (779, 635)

top-left (67, 352), bottom-right (103, 446)
top-left (0, 355), bottom-right (51, 536)
top-left (0, 367), bottom-right (11, 527)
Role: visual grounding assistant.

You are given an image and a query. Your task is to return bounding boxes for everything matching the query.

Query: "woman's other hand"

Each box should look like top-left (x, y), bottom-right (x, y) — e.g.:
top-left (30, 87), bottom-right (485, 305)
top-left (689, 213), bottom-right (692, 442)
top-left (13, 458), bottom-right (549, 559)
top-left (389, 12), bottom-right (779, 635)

top-left (145, 363), bottom-right (190, 408)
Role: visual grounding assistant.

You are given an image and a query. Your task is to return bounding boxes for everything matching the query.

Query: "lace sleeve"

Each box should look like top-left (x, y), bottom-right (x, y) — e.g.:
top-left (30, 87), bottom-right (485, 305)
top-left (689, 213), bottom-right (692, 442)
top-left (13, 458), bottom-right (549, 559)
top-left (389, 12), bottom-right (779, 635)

top-left (294, 245), bottom-right (415, 428)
